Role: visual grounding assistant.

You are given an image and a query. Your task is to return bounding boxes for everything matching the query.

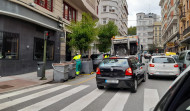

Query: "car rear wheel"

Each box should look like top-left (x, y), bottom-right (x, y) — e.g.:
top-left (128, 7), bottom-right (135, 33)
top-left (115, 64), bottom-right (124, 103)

top-left (97, 85), bottom-right (104, 89)
top-left (131, 79), bottom-right (137, 93)
top-left (142, 73), bottom-right (146, 82)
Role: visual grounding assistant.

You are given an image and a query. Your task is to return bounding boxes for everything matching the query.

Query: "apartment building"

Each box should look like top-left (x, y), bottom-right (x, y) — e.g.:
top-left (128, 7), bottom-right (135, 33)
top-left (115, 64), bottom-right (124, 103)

top-left (178, 0), bottom-right (190, 51)
top-left (159, 0), bottom-right (179, 52)
top-left (153, 22), bottom-right (163, 48)
top-left (98, 0), bottom-right (128, 35)
top-left (136, 13), bottom-right (160, 51)
top-left (0, 0), bottom-right (99, 76)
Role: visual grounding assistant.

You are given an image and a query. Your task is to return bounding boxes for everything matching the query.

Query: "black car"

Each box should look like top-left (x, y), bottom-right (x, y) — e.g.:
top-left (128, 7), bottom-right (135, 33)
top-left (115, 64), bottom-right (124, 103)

top-left (153, 66), bottom-right (190, 111)
top-left (96, 56), bottom-right (146, 93)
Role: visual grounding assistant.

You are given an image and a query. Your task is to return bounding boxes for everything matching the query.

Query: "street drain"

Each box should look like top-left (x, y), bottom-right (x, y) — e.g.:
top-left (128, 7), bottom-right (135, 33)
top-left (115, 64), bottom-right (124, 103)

top-left (0, 85), bottom-right (14, 89)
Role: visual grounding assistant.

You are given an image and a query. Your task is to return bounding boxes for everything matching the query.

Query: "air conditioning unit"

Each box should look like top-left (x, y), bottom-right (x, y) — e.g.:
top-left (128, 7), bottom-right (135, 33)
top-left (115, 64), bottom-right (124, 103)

top-left (29, 2), bottom-right (36, 7)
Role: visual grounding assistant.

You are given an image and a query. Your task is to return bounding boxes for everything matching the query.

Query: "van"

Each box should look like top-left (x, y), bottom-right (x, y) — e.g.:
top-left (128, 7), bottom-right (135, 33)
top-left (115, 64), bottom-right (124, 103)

top-left (178, 50), bottom-right (190, 71)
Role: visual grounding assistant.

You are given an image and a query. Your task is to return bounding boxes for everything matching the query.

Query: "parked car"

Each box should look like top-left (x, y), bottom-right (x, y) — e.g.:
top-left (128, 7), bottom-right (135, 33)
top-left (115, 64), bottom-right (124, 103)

top-left (144, 53), bottom-right (151, 59)
top-left (90, 54), bottom-right (101, 60)
top-left (96, 56), bottom-right (146, 93)
top-left (178, 50), bottom-right (190, 72)
top-left (147, 56), bottom-right (180, 79)
top-left (152, 65), bottom-right (190, 111)
top-left (93, 53), bottom-right (110, 71)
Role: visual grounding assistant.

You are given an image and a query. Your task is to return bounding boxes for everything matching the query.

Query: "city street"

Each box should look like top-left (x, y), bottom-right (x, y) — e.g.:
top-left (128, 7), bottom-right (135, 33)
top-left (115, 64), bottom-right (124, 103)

top-left (0, 58), bottom-right (174, 111)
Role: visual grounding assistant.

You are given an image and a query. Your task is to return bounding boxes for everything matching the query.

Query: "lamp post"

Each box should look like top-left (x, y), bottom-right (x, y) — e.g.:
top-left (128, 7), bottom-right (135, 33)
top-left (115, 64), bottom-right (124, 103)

top-left (41, 31), bottom-right (49, 80)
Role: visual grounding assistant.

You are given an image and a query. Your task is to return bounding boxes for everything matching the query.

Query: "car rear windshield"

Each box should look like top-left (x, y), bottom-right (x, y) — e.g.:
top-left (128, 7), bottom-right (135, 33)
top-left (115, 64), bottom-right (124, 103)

top-left (152, 57), bottom-right (175, 63)
top-left (99, 59), bottom-right (129, 67)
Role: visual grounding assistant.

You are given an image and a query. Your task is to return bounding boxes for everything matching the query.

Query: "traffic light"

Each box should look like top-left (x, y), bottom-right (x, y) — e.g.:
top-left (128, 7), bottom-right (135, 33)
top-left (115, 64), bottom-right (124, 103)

top-left (44, 31), bottom-right (50, 40)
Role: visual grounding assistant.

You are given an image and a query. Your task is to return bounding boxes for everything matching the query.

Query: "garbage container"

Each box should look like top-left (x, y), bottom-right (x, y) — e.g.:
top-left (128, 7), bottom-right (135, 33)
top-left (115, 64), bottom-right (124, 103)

top-left (68, 63), bottom-right (76, 79)
top-left (37, 62), bottom-right (45, 77)
top-left (52, 63), bottom-right (69, 82)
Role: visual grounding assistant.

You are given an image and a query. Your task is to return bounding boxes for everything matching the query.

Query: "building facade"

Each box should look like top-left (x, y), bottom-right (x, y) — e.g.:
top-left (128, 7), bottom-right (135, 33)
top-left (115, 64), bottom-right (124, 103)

top-left (153, 22), bottom-right (163, 48)
top-left (98, 0), bottom-right (128, 35)
top-left (136, 13), bottom-right (160, 51)
top-left (178, 0), bottom-right (190, 52)
top-left (0, 0), bottom-right (99, 76)
top-left (159, 0), bottom-right (179, 52)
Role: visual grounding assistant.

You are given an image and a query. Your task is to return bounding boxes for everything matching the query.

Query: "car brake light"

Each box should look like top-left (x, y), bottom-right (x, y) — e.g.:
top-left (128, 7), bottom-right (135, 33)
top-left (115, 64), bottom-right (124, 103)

top-left (140, 67), bottom-right (143, 69)
top-left (174, 64), bottom-right (179, 68)
top-left (183, 64), bottom-right (187, 68)
top-left (149, 64), bottom-right (155, 67)
top-left (125, 67), bottom-right (133, 76)
top-left (96, 68), bottom-right (101, 75)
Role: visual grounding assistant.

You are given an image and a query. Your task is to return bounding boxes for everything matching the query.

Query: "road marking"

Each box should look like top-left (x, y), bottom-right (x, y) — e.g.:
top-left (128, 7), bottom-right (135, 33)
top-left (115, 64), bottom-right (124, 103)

top-left (71, 76), bottom-right (96, 85)
top-left (0, 85), bottom-right (70, 110)
top-left (102, 91), bottom-right (130, 111)
top-left (144, 88), bottom-right (159, 111)
top-left (18, 85), bottom-right (89, 111)
top-left (61, 88), bottom-right (105, 111)
top-left (0, 84), bottom-right (53, 100)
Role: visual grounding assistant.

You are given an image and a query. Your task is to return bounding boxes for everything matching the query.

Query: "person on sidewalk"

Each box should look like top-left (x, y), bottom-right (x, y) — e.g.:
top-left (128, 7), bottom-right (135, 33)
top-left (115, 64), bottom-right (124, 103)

top-left (72, 53), bottom-right (81, 76)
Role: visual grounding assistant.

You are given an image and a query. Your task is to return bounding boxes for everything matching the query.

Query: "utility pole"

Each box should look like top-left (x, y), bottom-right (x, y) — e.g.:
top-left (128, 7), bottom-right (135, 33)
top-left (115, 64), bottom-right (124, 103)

top-left (41, 31), bottom-right (49, 80)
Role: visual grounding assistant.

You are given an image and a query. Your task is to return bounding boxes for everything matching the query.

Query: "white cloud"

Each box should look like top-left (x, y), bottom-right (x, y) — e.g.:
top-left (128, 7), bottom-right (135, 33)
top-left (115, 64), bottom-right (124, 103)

top-left (127, 0), bottom-right (161, 27)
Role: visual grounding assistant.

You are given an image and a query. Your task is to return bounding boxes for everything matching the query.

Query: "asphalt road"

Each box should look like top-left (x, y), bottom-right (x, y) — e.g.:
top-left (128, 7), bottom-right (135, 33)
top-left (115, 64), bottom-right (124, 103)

top-left (0, 57), bottom-right (174, 111)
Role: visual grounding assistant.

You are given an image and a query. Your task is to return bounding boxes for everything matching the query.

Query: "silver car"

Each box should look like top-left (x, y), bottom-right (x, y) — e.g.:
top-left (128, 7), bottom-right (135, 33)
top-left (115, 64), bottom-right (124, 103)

top-left (148, 56), bottom-right (180, 79)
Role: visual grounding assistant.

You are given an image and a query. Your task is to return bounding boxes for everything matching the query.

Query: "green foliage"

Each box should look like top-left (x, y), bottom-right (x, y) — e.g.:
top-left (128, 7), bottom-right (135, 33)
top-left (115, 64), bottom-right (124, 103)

top-left (98, 21), bottom-right (118, 52)
top-left (148, 44), bottom-right (162, 53)
top-left (68, 13), bottom-right (98, 53)
top-left (128, 26), bottom-right (136, 35)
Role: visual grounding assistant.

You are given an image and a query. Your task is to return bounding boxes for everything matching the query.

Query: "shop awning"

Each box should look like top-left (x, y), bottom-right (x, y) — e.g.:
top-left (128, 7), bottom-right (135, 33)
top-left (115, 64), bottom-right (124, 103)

top-left (180, 37), bottom-right (190, 44)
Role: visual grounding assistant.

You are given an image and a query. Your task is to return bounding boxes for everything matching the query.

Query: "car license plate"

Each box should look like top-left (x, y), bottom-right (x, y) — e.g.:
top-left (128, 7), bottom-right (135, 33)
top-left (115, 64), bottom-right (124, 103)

top-left (105, 80), bottom-right (119, 84)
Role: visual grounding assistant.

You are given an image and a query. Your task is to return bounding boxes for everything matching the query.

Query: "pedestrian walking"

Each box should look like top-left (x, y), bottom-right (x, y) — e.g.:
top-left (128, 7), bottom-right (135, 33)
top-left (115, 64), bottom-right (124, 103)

top-left (72, 53), bottom-right (82, 76)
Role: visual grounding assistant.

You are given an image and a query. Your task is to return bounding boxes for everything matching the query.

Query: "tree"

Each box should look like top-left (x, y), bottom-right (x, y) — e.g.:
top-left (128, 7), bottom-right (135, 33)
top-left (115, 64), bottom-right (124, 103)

top-left (68, 13), bottom-right (98, 54)
top-left (98, 21), bottom-right (118, 52)
top-left (148, 44), bottom-right (162, 54)
top-left (128, 26), bottom-right (136, 35)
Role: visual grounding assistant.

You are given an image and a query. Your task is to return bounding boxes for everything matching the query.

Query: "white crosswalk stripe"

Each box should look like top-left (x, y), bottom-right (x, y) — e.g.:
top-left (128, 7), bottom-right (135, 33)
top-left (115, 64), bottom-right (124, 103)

top-left (18, 85), bottom-right (89, 111)
top-left (102, 91), bottom-right (130, 111)
top-left (0, 84), bottom-right (162, 111)
top-left (0, 84), bottom-right (53, 100)
top-left (144, 88), bottom-right (160, 111)
top-left (0, 85), bottom-right (70, 110)
top-left (61, 88), bottom-right (105, 111)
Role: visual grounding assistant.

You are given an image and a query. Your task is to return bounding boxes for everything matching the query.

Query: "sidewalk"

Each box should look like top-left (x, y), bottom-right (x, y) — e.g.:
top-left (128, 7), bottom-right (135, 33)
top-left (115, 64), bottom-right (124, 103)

top-left (0, 69), bottom-right (53, 94)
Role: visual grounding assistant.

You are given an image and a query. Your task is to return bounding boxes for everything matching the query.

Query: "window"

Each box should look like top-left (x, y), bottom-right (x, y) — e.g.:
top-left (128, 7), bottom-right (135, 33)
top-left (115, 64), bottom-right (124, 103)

top-left (187, 0), bottom-right (189, 9)
top-left (103, 6), bottom-right (107, 12)
top-left (109, 18), bottom-right (115, 22)
top-left (34, 0), bottom-right (53, 11)
top-left (102, 18), bottom-right (107, 24)
top-left (34, 38), bottom-right (54, 61)
top-left (187, 21), bottom-right (189, 27)
top-left (152, 57), bottom-right (175, 63)
top-left (109, 6), bottom-right (115, 12)
top-left (63, 2), bottom-right (76, 22)
top-left (0, 31), bottom-right (19, 60)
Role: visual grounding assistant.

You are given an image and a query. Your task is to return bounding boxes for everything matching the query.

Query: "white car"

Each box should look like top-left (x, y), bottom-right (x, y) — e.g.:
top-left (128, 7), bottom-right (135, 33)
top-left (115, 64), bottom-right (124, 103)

top-left (148, 56), bottom-right (180, 79)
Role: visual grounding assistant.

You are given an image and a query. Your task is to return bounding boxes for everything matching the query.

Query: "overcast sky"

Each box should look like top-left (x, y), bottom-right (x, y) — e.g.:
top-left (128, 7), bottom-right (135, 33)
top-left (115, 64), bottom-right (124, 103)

top-left (127, 0), bottom-right (161, 27)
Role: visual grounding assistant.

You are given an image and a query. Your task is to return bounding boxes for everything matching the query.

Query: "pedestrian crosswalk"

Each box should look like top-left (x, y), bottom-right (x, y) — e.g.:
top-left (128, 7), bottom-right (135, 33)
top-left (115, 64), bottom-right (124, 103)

top-left (0, 84), bottom-right (161, 111)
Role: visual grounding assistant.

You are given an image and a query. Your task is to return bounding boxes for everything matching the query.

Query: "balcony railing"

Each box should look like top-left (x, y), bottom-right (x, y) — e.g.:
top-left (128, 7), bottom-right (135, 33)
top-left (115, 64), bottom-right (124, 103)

top-left (183, 26), bottom-right (190, 36)
top-left (180, 12), bottom-right (186, 22)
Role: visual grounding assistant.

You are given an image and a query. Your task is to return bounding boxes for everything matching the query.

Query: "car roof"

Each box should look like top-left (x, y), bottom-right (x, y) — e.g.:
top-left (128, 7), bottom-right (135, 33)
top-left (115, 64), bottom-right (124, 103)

top-left (151, 56), bottom-right (173, 58)
top-left (107, 56), bottom-right (135, 59)
top-left (181, 50), bottom-right (190, 52)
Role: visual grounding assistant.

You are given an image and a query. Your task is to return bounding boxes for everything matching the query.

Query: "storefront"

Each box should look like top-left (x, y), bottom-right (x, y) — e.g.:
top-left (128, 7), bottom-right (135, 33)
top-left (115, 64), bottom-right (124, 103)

top-left (179, 37), bottom-right (190, 52)
top-left (0, 15), bottom-right (61, 76)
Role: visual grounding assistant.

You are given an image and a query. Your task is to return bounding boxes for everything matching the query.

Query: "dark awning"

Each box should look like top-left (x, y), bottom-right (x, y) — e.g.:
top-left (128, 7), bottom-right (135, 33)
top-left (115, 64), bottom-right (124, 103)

top-left (181, 37), bottom-right (190, 44)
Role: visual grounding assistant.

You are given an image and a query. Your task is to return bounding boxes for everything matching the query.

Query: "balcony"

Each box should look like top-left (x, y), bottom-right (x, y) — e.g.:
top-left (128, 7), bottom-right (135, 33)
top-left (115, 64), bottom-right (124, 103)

top-left (178, 0), bottom-right (183, 9)
top-left (180, 12), bottom-right (186, 22)
top-left (183, 27), bottom-right (190, 38)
